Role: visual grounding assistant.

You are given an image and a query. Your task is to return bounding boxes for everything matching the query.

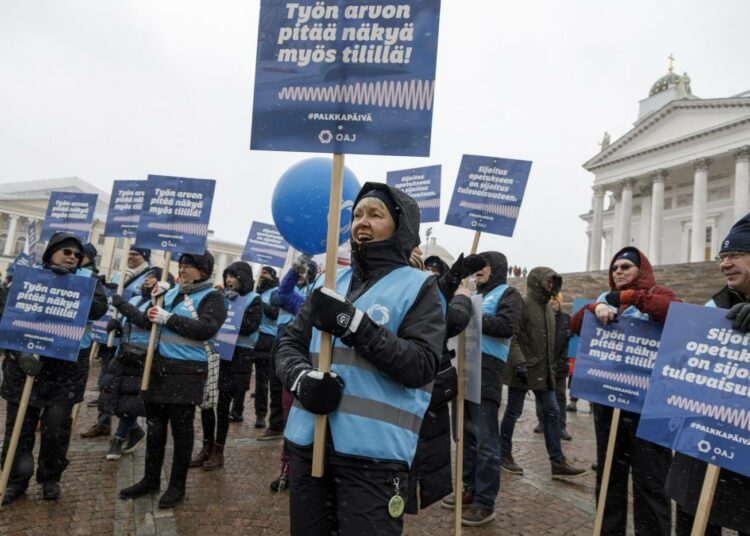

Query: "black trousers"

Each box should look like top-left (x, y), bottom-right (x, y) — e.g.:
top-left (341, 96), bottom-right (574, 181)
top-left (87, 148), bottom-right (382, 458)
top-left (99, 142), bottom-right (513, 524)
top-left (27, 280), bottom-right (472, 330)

top-left (289, 452), bottom-right (408, 536)
top-left (268, 372), bottom-right (284, 431)
top-left (535, 372), bottom-right (568, 428)
top-left (201, 389), bottom-right (232, 446)
top-left (675, 504), bottom-right (750, 536)
top-left (593, 404), bottom-right (671, 536)
top-left (143, 402), bottom-right (195, 491)
top-left (249, 356), bottom-right (270, 419)
top-left (1, 401), bottom-right (73, 488)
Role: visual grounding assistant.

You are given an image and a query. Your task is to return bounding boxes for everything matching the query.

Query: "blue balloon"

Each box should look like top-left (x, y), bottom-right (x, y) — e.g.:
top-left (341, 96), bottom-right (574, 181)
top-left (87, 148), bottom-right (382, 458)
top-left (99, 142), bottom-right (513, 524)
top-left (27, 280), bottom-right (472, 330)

top-left (272, 158), bottom-right (360, 255)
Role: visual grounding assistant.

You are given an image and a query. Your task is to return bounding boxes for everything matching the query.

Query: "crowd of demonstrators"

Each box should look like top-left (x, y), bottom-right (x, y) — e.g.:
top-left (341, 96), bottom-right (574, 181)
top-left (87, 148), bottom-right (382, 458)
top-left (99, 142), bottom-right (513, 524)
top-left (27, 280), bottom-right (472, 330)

top-left (276, 183), bottom-right (445, 535)
top-left (571, 247), bottom-right (679, 535)
top-left (118, 250), bottom-right (227, 508)
top-left (192, 261), bottom-right (261, 470)
top-left (500, 267), bottom-right (586, 482)
top-left (666, 215), bottom-right (750, 536)
top-left (533, 292), bottom-right (572, 440)
top-left (81, 245), bottom-right (152, 441)
top-left (1, 232), bottom-right (107, 505)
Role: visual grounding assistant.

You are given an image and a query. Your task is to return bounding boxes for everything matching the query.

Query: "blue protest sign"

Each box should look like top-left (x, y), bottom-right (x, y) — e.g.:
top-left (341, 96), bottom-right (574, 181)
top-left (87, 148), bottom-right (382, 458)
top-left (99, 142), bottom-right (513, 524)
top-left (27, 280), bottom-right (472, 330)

top-left (242, 222), bottom-right (290, 269)
top-left (387, 165), bottom-right (441, 222)
top-left (568, 298), bottom-right (595, 358)
top-left (91, 286), bottom-right (119, 345)
top-left (637, 303), bottom-right (750, 477)
top-left (215, 296), bottom-right (247, 361)
top-left (27, 220), bottom-right (37, 264)
top-left (135, 175), bottom-right (216, 254)
top-left (570, 311), bottom-right (662, 413)
top-left (0, 265), bottom-right (96, 361)
top-left (445, 155), bottom-right (532, 237)
top-left (104, 180), bottom-right (147, 238)
top-left (250, 0), bottom-right (442, 157)
top-left (40, 192), bottom-right (98, 242)
top-left (6, 253), bottom-right (33, 279)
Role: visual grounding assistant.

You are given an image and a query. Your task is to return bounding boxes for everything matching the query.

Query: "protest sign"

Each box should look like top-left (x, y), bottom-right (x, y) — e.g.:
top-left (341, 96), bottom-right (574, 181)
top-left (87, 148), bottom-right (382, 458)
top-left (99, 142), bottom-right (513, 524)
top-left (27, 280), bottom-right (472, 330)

top-left (6, 253), bottom-right (32, 279)
top-left (26, 221), bottom-right (37, 264)
top-left (250, 0), bottom-right (442, 156)
top-left (40, 192), bottom-right (98, 241)
top-left (0, 266), bottom-right (96, 361)
top-left (445, 155), bottom-right (532, 237)
top-left (637, 302), bottom-right (750, 477)
top-left (135, 175), bottom-right (215, 254)
top-left (104, 180), bottom-right (146, 238)
top-left (571, 311), bottom-right (662, 413)
top-left (242, 221), bottom-right (290, 268)
top-left (386, 165), bottom-right (440, 222)
top-left (568, 298), bottom-right (595, 358)
top-left (463, 294), bottom-right (483, 404)
top-left (91, 286), bottom-right (119, 346)
top-left (215, 296), bottom-right (248, 361)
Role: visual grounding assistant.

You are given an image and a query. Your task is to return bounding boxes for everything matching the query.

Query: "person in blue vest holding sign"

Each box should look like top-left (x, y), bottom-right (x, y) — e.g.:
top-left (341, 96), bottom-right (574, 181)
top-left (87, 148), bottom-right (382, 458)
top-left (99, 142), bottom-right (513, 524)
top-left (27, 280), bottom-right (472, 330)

top-left (191, 261), bottom-right (262, 470)
top-left (570, 246), bottom-right (680, 536)
top-left (665, 215), bottom-right (750, 536)
top-left (118, 250), bottom-right (226, 509)
top-left (442, 250), bottom-right (522, 526)
top-left (101, 267), bottom-right (174, 461)
top-left (1, 232), bottom-right (107, 505)
top-left (276, 183), bottom-right (445, 535)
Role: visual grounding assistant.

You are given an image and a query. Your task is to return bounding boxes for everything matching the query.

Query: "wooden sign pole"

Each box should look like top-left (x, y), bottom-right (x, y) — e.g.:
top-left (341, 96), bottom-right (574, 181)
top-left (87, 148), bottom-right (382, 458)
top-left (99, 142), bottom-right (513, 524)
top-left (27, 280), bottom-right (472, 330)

top-left (593, 408), bottom-right (621, 535)
top-left (455, 230), bottom-right (481, 535)
top-left (311, 153), bottom-right (346, 478)
top-left (0, 356), bottom-right (38, 510)
top-left (107, 238), bottom-right (131, 348)
top-left (140, 251), bottom-right (172, 391)
top-left (690, 464), bottom-right (720, 536)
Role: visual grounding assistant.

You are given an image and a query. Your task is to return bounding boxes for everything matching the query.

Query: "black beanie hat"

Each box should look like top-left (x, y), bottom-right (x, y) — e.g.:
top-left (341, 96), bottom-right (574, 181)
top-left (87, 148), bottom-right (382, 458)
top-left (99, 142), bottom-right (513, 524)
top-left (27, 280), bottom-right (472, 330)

top-left (614, 249), bottom-right (641, 268)
top-left (83, 243), bottom-right (98, 262)
top-left (357, 189), bottom-right (400, 225)
top-left (424, 255), bottom-right (449, 276)
top-left (130, 246), bottom-right (151, 262)
top-left (178, 250), bottom-right (214, 279)
top-left (720, 213), bottom-right (750, 253)
top-left (261, 265), bottom-right (278, 279)
top-left (145, 267), bottom-right (175, 286)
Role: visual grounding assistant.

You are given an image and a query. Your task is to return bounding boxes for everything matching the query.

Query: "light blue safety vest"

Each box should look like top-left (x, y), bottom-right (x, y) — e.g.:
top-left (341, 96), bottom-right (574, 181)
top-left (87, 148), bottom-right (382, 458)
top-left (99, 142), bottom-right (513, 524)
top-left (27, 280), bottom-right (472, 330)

top-left (112, 269), bottom-right (149, 301)
top-left (259, 288), bottom-right (278, 336)
top-left (158, 286), bottom-right (216, 361)
top-left (285, 266), bottom-right (433, 467)
top-left (596, 291), bottom-right (652, 321)
top-left (235, 291), bottom-right (260, 349)
top-left (76, 268), bottom-right (95, 350)
top-left (121, 295), bottom-right (152, 348)
top-left (480, 284), bottom-right (512, 361)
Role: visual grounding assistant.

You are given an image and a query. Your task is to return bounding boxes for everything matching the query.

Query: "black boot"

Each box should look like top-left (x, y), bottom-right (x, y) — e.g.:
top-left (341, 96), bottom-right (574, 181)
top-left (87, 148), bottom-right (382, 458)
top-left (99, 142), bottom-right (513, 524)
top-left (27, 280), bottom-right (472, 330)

top-left (119, 478), bottom-right (160, 500)
top-left (2, 484), bottom-right (26, 505)
top-left (158, 486), bottom-right (185, 508)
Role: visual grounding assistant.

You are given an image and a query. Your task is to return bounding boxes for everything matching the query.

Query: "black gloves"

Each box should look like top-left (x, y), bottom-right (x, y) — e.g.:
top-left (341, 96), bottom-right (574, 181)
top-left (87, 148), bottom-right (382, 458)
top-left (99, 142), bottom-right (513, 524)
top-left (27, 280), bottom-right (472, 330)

top-left (295, 370), bottom-right (345, 415)
top-left (111, 294), bottom-right (126, 308)
top-left (450, 253), bottom-right (487, 281)
top-left (604, 291), bottom-right (621, 307)
top-left (17, 353), bottom-right (42, 376)
top-left (269, 291), bottom-right (281, 306)
top-left (309, 287), bottom-right (365, 339)
top-left (49, 265), bottom-right (70, 275)
top-left (514, 364), bottom-right (529, 385)
top-left (727, 303), bottom-right (750, 332)
top-left (106, 318), bottom-right (122, 333)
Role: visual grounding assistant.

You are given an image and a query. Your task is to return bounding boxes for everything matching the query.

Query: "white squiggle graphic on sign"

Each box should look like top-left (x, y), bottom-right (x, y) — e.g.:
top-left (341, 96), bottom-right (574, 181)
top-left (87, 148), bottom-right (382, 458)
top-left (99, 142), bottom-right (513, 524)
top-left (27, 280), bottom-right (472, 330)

top-left (587, 367), bottom-right (649, 390)
top-left (146, 222), bottom-right (208, 235)
top-left (48, 222), bottom-right (91, 232)
top-left (417, 198), bottom-right (440, 209)
top-left (668, 394), bottom-right (750, 431)
top-left (12, 320), bottom-right (85, 341)
top-left (458, 200), bottom-right (520, 219)
top-left (278, 79), bottom-right (435, 111)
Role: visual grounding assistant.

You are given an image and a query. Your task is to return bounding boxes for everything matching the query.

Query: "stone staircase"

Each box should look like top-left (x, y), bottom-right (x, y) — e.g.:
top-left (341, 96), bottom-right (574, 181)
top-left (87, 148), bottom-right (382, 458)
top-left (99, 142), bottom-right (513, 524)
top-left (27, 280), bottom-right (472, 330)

top-left (508, 260), bottom-right (722, 311)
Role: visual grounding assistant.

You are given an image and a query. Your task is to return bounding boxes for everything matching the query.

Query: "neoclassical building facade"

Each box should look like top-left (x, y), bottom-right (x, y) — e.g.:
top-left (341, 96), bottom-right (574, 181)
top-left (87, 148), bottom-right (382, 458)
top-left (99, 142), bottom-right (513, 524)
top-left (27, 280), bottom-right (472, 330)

top-left (581, 66), bottom-right (750, 270)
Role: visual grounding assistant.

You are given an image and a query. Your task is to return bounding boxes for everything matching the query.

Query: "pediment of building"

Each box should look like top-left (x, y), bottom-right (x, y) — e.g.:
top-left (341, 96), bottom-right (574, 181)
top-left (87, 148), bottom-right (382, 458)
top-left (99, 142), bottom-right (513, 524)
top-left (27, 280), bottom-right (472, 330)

top-left (584, 98), bottom-right (750, 171)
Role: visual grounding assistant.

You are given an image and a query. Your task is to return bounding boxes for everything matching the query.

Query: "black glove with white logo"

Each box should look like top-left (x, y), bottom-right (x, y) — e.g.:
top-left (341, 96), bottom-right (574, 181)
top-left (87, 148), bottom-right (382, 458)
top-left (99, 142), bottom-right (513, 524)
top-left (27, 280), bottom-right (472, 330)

top-left (294, 370), bottom-right (345, 415)
top-left (514, 364), bottom-right (529, 385)
top-left (309, 287), bottom-right (366, 339)
top-left (449, 253), bottom-right (488, 281)
top-left (726, 303), bottom-right (750, 332)
top-left (111, 294), bottom-right (126, 308)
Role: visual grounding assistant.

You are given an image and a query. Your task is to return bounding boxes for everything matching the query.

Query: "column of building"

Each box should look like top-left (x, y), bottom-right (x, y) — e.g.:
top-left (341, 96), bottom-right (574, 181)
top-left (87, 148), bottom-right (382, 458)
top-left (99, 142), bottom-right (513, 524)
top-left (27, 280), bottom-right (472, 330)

top-left (735, 146), bottom-right (750, 222)
top-left (648, 170), bottom-right (667, 265)
top-left (588, 186), bottom-right (605, 271)
top-left (3, 214), bottom-right (20, 257)
top-left (690, 158), bottom-right (711, 262)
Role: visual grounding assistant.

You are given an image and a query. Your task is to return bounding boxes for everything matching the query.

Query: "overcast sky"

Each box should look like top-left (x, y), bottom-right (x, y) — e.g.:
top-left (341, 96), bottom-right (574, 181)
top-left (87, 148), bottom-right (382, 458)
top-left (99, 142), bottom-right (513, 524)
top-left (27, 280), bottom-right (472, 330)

top-left (2, 0), bottom-right (749, 273)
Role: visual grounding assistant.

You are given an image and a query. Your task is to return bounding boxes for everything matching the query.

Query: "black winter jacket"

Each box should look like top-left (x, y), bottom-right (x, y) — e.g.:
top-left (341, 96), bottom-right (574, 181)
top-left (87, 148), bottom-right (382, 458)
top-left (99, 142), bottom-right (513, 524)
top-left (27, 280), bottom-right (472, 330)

top-left (476, 252), bottom-right (523, 403)
top-left (665, 285), bottom-right (750, 531)
top-left (223, 262), bottom-right (263, 376)
top-left (276, 182), bottom-right (445, 468)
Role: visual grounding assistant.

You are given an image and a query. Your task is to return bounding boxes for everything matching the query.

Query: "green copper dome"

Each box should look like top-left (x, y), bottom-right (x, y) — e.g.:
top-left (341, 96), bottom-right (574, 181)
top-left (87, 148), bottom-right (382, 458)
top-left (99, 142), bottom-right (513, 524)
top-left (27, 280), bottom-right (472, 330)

top-left (649, 71), bottom-right (683, 96)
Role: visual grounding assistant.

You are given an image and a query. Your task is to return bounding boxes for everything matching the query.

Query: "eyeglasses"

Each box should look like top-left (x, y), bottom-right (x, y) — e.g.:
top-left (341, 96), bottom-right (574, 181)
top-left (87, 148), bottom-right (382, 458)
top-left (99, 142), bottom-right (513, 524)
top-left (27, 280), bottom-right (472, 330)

top-left (715, 252), bottom-right (748, 263)
top-left (62, 248), bottom-right (83, 259)
top-left (610, 263), bottom-right (636, 272)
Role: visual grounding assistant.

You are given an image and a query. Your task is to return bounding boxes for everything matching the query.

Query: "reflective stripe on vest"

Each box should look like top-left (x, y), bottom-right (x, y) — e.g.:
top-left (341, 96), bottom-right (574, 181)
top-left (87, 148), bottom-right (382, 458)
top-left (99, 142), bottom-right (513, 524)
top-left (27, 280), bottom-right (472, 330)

top-left (76, 268), bottom-right (95, 350)
top-left (259, 288), bottom-right (278, 336)
top-left (596, 291), bottom-right (652, 321)
top-left (122, 296), bottom-right (152, 348)
top-left (285, 266), bottom-right (432, 466)
top-left (480, 284), bottom-right (511, 361)
top-left (236, 291), bottom-right (260, 349)
top-left (158, 286), bottom-right (216, 361)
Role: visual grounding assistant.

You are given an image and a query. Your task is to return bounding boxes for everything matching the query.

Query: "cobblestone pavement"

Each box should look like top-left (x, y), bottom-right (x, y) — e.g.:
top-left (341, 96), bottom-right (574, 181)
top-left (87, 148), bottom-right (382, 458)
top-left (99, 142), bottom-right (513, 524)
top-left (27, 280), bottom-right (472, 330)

top-left (0, 360), bottom-right (718, 535)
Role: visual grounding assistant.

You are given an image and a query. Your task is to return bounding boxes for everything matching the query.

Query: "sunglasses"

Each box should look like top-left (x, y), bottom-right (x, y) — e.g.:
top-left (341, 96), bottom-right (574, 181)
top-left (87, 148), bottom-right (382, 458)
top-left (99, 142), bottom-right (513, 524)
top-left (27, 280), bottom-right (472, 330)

top-left (61, 248), bottom-right (83, 259)
top-left (611, 263), bottom-right (636, 272)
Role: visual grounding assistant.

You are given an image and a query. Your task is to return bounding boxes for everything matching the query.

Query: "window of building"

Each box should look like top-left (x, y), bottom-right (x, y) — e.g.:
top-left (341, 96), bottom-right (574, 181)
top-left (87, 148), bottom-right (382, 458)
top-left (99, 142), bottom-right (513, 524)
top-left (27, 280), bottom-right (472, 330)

top-left (116, 237), bottom-right (125, 249)
top-left (0, 233), bottom-right (6, 254)
top-left (676, 194), bottom-right (692, 208)
top-left (663, 197), bottom-right (672, 210)
top-left (14, 236), bottom-right (26, 256)
top-left (97, 234), bottom-right (106, 246)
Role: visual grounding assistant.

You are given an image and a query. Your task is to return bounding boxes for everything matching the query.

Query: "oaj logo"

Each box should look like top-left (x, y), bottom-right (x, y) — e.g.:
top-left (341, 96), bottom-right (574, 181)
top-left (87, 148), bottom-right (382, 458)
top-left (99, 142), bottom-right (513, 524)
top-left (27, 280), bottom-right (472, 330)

top-left (367, 304), bottom-right (390, 326)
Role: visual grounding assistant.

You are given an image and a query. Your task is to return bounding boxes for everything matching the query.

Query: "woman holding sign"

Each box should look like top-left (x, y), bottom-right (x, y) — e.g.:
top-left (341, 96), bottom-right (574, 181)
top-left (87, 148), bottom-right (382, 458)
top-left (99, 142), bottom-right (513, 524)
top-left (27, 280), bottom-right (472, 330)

top-left (1, 232), bottom-right (107, 505)
top-left (276, 183), bottom-right (445, 535)
top-left (118, 250), bottom-right (226, 508)
top-left (570, 246), bottom-right (680, 536)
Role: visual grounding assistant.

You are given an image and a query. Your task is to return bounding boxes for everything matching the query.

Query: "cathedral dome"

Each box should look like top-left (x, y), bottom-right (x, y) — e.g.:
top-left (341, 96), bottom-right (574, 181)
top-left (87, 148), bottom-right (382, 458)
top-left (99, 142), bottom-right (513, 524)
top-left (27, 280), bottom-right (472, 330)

top-left (649, 71), bottom-right (682, 97)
